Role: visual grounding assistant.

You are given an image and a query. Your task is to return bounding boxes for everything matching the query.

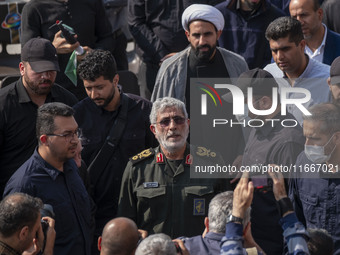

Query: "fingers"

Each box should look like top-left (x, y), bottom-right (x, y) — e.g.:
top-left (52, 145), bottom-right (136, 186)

top-left (138, 229), bottom-right (148, 239)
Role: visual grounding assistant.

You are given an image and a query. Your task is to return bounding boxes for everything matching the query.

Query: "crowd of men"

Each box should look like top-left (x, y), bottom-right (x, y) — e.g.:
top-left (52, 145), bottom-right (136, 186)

top-left (1, 0), bottom-right (340, 254)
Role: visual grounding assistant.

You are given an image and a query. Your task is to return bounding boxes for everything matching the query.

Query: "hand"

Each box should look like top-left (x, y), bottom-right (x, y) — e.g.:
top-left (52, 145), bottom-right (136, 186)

top-left (41, 216), bottom-right (56, 255)
top-left (138, 229), bottom-right (148, 239)
top-left (22, 238), bottom-right (41, 255)
top-left (232, 172), bottom-right (254, 219)
top-left (173, 239), bottom-right (190, 255)
top-left (268, 164), bottom-right (287, 201)
top-left (52, 30), bottom-right (80, 54)
top-left (159, 52), bottom-right (176, 65)
top-left (76, 46), bottom-right (92, 61)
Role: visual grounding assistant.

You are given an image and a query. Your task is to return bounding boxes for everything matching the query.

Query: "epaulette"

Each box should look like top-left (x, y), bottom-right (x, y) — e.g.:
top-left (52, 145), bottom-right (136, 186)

top-left (195, 146), bottom-right (217, 158)
top-left (129, 148), bottom-right (155, 165)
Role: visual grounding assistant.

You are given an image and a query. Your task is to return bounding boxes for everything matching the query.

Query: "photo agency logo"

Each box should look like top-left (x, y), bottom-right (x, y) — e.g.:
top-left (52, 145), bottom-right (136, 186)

top-left (198, 81), bottom-right (312, 128)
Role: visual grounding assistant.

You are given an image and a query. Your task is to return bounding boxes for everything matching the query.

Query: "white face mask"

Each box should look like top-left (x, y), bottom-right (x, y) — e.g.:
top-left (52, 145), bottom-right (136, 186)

top-left (305, 134), bottom-right (336, 163)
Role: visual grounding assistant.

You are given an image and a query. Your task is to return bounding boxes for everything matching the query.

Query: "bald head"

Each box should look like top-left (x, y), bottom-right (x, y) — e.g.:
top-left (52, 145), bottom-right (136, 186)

top-left (99, 217), bottom-right (139, 255)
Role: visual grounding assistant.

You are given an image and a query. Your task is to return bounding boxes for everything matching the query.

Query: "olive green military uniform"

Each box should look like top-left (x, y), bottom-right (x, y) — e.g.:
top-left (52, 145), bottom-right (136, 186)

top-left (118, 144), bottom-right (230, 238)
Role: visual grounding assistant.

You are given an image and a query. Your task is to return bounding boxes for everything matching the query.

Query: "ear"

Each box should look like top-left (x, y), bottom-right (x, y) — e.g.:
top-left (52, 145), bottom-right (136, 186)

top-left (19, 226), bottom-right (29, 241)
top-left (40, 135), bottom-right (48, 145)
top-left (19, 62), bottom-right (25, 76)
top-left (260, 96), bottom-right (272, 110)
top-left (333, 131), bottom-right (340, 145)
top-left (317, 7), bottom-right (323, 21)
top-left (187, 118), bottom-right (190, 127)
top-left (204, 217), bottom-right (209, 232)
top-left (327, 77), bottom-right (332, 89)
top-left (216, 30), bottom-right (222, 40)
top-left (299, 39), bottom-right (306, 51)
top-left (150, 124), bottom-right (156, 135)
top-left (98, 236), bottom-right (102, 251)
top-left (113, 74), bottom-right (119, 87)
top-left (185, 30), bottom-right (190, 42)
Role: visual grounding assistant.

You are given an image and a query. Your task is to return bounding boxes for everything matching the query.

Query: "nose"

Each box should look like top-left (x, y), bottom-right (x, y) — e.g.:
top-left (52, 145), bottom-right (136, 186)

top-left (168, 118), bottom-right (177, 130)
top-left (277, 50), bottom-right (284, 61)
top-left (198, 35), bottom-right (206, 46)
top-left (90, 89), bottom-right (98, 99)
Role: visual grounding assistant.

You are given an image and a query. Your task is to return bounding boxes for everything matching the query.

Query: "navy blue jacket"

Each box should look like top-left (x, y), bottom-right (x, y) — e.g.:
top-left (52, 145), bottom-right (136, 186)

top-left (216, 0), bottom-right (285, 69)
top-left (289, 152), bottom-right (340, 254)
top-left (182, 232), bottom-right (224, 255)
top-left (323, 28), bottom-right (340, 65)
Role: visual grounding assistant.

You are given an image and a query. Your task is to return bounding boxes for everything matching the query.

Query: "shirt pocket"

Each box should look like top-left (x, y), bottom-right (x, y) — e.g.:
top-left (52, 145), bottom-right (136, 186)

top-left (184, 185), bottom-right (214, 216)
top-left (299, 192), bottom-right (321, 226)
top-left (136, 186), bottom-right (167, 222)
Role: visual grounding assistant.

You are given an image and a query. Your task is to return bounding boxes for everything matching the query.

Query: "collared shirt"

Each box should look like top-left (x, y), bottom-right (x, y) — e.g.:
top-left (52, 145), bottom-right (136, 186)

top-left (118, 144), bottom-right (229, 238)
top-left (182, 231), bottom-right (224, 255)
top-left (305, 24), bottom-right (328, 62)
top-left (73, 92), bottom-right (155, 232)
top-left (220, 213), bottom-right (309, 255)
top-left (21, 0), bottom-right (114, 99)
top-left (264, 56), bottom-right (331, 125)
top-left (0, 241), bottom-right (21, 255)
top-left (0, 78), bottom-right (78, 197)
top-left (3, 149), bottom-right (93, 255)
top-left (242, 113), bottom-right (305, 254)
top-left (290, 151), bottom-right (340, 254)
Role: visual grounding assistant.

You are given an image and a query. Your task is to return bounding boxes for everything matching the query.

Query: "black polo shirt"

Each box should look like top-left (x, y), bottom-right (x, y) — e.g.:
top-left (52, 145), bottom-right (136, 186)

top-left (0, 78), bottom-right (78, 197)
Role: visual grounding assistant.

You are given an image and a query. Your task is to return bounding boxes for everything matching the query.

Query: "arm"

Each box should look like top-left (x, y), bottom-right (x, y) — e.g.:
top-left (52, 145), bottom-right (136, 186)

top-left (268, 170), bottom-right (309, 255)
top-left (93, 0), bottom-right (115, 52)
top-left (117, 162), bottom-right (138, 221)
top-left (127, 0), bottom-right (168, 63)
top-left (221, 173), bottom-right (256, 255)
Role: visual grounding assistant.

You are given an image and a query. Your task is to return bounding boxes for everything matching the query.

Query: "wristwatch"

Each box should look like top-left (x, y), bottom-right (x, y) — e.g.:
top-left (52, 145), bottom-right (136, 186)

top-left (226, 214), bottom-right (243, 224)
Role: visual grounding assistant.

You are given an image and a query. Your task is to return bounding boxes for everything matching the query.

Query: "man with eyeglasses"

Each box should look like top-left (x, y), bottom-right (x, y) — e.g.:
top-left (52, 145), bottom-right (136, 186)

top-left (118, 97), bottom-right (229, 238)
top-left (4, 102), bottom-right (93, 255)
top-left (0, 37), bottom-right (78, 198)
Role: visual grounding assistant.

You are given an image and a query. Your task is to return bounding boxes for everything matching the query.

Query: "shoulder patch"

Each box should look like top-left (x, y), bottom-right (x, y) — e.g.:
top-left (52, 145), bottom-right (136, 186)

top-left (130, 148), bottom-right (154, 164)
top-left (196, 146), bottom-right (216, 158)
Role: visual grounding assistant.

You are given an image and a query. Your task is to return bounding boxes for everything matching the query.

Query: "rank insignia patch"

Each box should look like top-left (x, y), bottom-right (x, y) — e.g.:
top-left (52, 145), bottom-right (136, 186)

top-left (185, 154), bottom-right (193, 165)
top-left (193, 198), bottom-right (205, 216)
top-left (156, 152), bottom-right (164, 163)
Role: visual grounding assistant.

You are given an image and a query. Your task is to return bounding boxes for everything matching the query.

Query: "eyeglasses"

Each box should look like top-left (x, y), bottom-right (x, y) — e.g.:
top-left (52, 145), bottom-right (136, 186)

top-left (46, 129), bottom-right (80, 142)
top-left (157, 116), bottom-right (186, 127)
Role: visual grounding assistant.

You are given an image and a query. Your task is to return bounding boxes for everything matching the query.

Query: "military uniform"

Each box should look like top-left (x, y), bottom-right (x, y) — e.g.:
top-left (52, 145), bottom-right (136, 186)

top-left (118, 144), bottom-right (230, 238)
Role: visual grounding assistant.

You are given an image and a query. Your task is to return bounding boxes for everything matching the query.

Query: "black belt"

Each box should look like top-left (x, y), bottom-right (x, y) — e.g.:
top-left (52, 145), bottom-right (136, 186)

top-left (113, 28), bottom-right (123, 39)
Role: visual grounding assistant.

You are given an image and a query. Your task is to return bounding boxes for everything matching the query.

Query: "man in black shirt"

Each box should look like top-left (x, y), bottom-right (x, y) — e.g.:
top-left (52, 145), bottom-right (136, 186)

top-left (74, 50), bottom-right (155, 251)
top-left (226, 68), bottom-right (305, 254)
top-left (0, 38), bottom-right (78, 197)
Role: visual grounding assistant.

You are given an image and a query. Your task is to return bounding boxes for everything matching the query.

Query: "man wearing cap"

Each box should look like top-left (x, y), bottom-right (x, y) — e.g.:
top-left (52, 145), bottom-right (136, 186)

top-left (0, 37), bottom-right (77, 197)
top-left (232, 68), bottom-right (305, 254)
top-left (151, 3), bottom-right (248, 112)
top-left (328, 56), bottom-right (340, 107)
top-left (264, 16), bottom-right (331, 125)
